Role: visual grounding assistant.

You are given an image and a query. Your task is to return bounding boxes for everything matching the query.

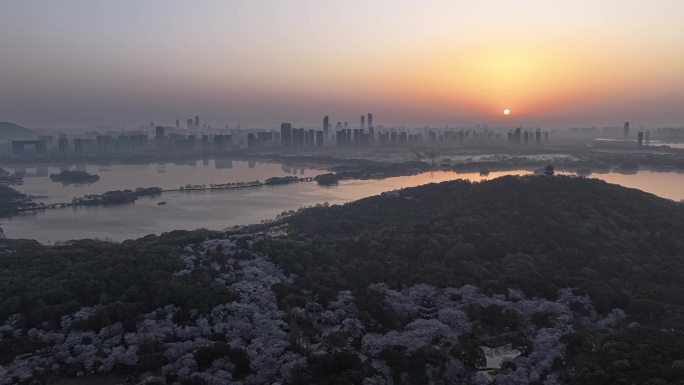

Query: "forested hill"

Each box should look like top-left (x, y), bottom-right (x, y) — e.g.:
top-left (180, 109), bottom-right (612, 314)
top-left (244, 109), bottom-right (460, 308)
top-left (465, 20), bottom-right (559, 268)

top-left (266, 175), bottom-right (684, 324)
top-left (0, 122), bottom-right (36, 141)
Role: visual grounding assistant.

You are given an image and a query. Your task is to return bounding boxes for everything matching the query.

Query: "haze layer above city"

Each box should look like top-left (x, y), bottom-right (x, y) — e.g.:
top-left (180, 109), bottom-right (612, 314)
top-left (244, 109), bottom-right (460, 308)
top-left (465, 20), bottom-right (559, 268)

top-left (1, 0), bottom-right (684, 129)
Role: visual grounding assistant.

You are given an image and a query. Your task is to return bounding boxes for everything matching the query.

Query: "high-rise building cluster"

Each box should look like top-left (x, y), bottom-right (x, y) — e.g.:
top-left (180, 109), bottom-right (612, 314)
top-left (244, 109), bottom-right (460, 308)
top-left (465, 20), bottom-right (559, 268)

top-left (186, 116), bottom-right (201, 130)
top-left (32, 113), bottom-right (684, 161)
top-left (506, 128), bottom-right (549, 145)
top-left (272, 113), bottom-right (552, 149)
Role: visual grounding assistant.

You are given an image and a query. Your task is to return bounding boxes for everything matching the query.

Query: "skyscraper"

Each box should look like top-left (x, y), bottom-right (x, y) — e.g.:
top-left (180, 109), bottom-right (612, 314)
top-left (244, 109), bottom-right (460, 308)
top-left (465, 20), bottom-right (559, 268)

top-left (155, 126), bottom-right (165, 148)
top-left (624, 121), bottom-right (630, 138)
top-left (280, 123), bottom-right (292, 147)
top-left (367, 113), bottom-right (373, 129)
top-left (514, 127), bottom-right (521, 144)
top-left (323, 116), bottom-right (329, 141)
top-left (360, 115), bottom-right (366, 129)
top-left (58, 136), bottom-right (69, 153)
top-left (195, 116), bottom-right (200, 129)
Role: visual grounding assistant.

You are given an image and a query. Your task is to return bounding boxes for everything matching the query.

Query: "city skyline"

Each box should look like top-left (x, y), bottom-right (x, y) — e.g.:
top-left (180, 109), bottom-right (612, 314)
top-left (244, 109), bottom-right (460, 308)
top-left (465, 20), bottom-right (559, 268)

top-left (1, 0), bottom-right (684, 129)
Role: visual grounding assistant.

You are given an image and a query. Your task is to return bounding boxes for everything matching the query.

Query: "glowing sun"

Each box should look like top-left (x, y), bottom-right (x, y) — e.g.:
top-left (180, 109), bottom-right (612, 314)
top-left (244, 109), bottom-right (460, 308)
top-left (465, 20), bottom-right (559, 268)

top-left (503, 108), bottom-right (511, 116)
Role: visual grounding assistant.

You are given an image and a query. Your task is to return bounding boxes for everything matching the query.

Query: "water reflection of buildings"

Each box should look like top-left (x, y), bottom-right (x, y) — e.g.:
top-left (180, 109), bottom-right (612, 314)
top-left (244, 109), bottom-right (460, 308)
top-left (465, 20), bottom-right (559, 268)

top-left (281, 164), bottom-right (293, 174)
top-left (35, 166), bottom-right (48, 177)
top-left (173, 159), bottom-right (197, 167)
top-left (248, 160), bottom-right (256, 169)
top-left (13, 166), bottom-right (49, 178)
top-left (215, 159), bottom-right (233, 169)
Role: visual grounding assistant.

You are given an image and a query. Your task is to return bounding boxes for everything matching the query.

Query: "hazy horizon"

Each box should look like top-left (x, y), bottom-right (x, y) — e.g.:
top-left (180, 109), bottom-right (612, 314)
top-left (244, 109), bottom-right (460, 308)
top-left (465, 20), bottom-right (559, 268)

top-left (2, 0), bottom-right (683, 130)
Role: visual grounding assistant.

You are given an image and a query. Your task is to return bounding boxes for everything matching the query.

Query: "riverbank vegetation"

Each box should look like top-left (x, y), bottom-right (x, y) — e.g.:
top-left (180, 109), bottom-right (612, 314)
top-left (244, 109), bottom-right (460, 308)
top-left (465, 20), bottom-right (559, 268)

top-left (0, 185), bottom-right (35, 217)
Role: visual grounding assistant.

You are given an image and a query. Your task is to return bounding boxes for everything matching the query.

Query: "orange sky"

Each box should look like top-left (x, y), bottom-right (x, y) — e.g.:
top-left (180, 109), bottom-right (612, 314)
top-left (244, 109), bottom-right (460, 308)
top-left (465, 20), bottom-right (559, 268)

top-left (1, 0), bottom-right (683, 128)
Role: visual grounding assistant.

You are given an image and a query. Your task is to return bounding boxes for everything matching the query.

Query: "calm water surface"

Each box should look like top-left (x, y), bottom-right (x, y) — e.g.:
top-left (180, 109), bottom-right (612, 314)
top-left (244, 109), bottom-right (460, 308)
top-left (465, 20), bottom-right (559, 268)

top-left (7, 159), bottom-right (318, 204)
top-left (1, 160), bottom-right (683, 243)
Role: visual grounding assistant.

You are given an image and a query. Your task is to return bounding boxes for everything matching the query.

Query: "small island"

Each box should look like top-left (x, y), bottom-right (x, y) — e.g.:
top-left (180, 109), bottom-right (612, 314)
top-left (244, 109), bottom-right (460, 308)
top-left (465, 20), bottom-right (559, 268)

top-left (264, 176), bottom-right (301, 185)
top-left (72, 187), bottom-right (162, 206)
top-left (49, 170), bottom-right (100, 185)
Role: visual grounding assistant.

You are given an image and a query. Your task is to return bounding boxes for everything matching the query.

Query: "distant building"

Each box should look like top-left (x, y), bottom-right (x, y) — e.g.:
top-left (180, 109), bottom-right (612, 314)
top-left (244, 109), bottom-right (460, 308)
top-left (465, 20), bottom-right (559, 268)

top-left (11, 140), bottom-right (46, 154)
top-left (280, 123), bottom-right (292, 147)
top-left (308, 129), bottom-right (315, 147)
top-left (256, 132), bottom-right (274, 147)
top-left (97, 134), bottom-right (114, 151)
top-left (247, 133), bottom-right (258, 148)
top-left (367, 113), bottom-right (373, 129)
top-left (73, 138), bottom-right (85, 153)
top-left (129, 133), bottom-right (148, 148)
top-left (323, 116), bottom-right (329, 140)
top-left (360, 115), bottom-right (366, 129)
top-left (291, 127), bottom-right (303, 147)
top-left (214, 134), bottom-right (232, 150)
top-left (155, 126), bottom-right (165, 148)
top-left (624, 121), bottom-right (630, 138)
top-left (58, 136), bottom-right (69, 153)
top-left (513, 127), bottom-right (522, 144)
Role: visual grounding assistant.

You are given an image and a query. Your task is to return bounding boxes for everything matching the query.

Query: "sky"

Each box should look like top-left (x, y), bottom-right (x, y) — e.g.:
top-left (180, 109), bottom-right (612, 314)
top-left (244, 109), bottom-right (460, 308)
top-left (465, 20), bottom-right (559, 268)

top-left (1, 0), bottom-right (683, 130)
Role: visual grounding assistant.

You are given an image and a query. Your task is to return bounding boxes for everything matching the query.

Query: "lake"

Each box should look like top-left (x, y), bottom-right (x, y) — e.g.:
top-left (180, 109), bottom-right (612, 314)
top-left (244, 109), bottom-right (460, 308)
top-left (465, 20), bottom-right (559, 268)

top-left (1, 160), bottom-right (683, 243)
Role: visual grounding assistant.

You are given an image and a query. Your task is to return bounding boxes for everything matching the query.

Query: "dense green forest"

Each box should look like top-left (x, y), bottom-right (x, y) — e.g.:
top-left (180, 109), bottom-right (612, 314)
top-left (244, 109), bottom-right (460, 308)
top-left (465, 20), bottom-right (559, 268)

top-left (0, 229), bottom-right (226, 332)
top-left (265, 175), bottom-right (684, 321)
top-left (259, 175), bottom-right (684, 384)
